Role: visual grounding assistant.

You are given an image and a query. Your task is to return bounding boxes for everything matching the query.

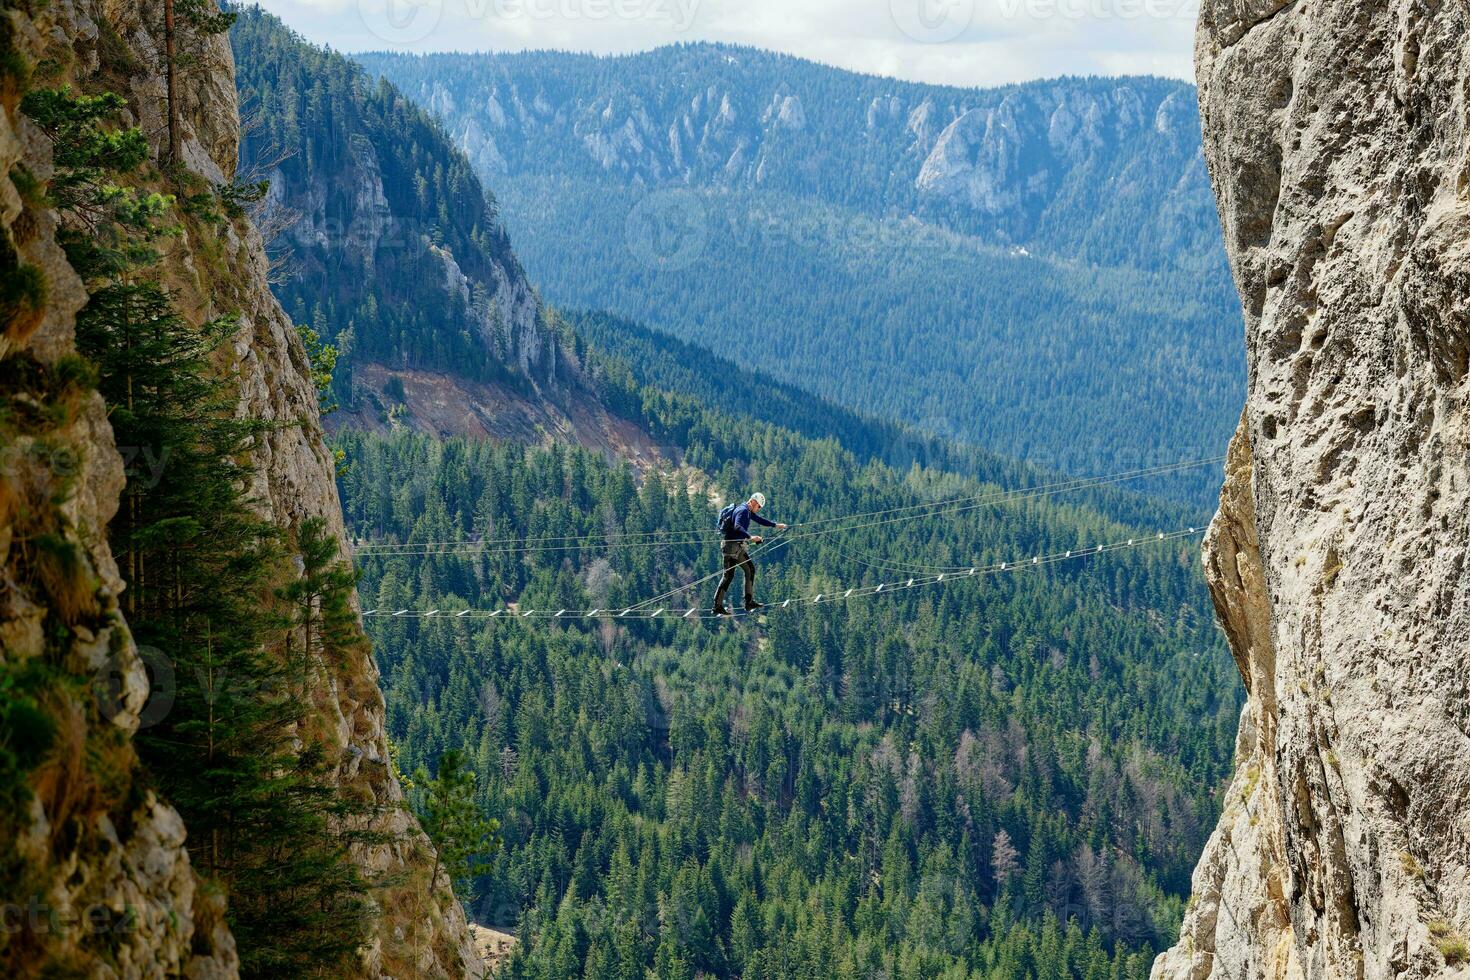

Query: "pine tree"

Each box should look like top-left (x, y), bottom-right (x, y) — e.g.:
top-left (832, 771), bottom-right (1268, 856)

top-left (415, 748), bottom-right (501, 903)
top-left (29, 83), bottom-right (377, 978)
top-left (327, 354), bottom-right (1238, 977)
top-left (279, 516), bottom-right (363, 695)
top-left (73, 269), bottom-right (376, 980)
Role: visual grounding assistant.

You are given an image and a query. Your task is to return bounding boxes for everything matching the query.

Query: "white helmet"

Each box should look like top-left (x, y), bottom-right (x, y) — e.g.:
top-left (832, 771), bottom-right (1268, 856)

top-left (750, 492), bottom-right (767, 508)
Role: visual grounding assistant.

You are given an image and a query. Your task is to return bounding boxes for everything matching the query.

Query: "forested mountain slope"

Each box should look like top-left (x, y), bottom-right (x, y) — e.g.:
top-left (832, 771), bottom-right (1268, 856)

top-left (359, 46), bottom-right (1214, 272)
top-left (568, 309), bottom-right (1225, 506)
top-left (337, 348), bottom-right (1242, 979)
top-left (229, 8), bottom-right (664, 462)
top-left (231, 8), bottom-right (558, 409)
top-left (359, 46), bottom-right (1245, 494)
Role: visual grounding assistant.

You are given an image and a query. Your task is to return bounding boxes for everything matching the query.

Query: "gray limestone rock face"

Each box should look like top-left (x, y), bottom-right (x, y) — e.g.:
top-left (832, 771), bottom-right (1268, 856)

top-left (1156, 2), bottom-right (1470, 978)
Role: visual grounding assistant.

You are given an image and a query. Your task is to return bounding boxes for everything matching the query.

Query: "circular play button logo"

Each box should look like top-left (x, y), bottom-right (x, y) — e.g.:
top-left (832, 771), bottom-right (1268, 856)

top-left (357, 0), bottom-right (444, 46)
top-left (625, 189), bottom-right (709, 273)
top-left (890, 0), bottom-right (976, 44)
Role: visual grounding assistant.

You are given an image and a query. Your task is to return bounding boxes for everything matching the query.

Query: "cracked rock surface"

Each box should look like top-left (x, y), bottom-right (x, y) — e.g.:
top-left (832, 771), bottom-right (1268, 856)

top-left (1155, 1), bottom-right (1470, 978)
top-left (1, 1), bottom-right (482, 975)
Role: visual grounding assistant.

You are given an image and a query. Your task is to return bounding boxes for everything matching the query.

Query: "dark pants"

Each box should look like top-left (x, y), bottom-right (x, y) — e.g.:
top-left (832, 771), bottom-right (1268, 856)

top-left (714, 541), bottom-right (755, 609)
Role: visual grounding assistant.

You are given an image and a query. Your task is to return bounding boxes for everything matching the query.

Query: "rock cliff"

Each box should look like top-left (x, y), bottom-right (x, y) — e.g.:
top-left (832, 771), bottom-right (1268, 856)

top-left (231, 7), bottom-right (555, 398)
top-left (1156, 2), bottom-right (1470, 978)
top-left (1, 5), bottom-right (239, 975)
top-left (358, 45), bottom-right (1213, 271)
top-left (0, 1), bottom-right (481, 975)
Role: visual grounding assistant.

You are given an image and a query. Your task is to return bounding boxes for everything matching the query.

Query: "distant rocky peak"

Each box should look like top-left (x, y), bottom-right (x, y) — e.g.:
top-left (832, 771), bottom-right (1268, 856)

top-left (359, 47), bottom-right (1213, 270)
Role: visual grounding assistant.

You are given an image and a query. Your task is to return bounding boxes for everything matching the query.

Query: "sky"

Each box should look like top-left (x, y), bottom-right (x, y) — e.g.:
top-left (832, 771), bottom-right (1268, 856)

top-left (249, 0), bottom-right (1200, 88)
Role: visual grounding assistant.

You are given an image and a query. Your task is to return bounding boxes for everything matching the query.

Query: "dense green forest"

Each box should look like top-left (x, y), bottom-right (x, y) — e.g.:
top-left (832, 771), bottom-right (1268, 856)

top-left (497, 179), bottom-right (1240, 501)
top-left (2, 6), bottom-right (1246, 980)
top-left (231, 8), bottom-right (546, 405)
top-left (338, 361), bottom-right (1241, 978)
top-left (562, 305), bottom-right (1228, 509)
top-left (360, 47), bottom-right (1245, 499)
top-left (224, 17), bottom-right (1244, 975)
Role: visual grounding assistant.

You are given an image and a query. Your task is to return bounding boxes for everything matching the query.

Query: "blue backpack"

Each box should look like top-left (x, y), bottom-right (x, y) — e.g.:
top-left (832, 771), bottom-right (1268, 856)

top-left (717, 503), bottom-right (739, 537)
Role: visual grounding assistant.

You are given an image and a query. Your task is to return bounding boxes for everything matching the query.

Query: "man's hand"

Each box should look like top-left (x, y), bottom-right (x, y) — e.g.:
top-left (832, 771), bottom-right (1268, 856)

top-left (776, 524), bottom-right (789, 531)
top-left (751, 535), bottom-right (764, 544)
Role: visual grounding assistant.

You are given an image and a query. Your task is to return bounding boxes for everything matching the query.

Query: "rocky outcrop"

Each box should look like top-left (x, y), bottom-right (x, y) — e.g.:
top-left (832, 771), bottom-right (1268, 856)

top-left (1, 1), bottom-right (238, 974)
top-left (359, 45), bottom-right (1214, 269)
top-left (0, 1), bottom-right (482, 976)
top-left (915, 85), bottom-right (1167, 217)
top-left (427, 239), bottom-right (544, 382)
top-left (260, 143), bottom-right (544, 386)
top-left (1156, 2), bottom-right (1470, 978)
top-left (232, 7), bottom-right (555, 398)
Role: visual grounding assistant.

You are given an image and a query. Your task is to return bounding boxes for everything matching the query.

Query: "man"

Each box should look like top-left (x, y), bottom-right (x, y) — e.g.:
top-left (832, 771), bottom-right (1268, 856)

top-left (713, 492), bottom-right (788, 616)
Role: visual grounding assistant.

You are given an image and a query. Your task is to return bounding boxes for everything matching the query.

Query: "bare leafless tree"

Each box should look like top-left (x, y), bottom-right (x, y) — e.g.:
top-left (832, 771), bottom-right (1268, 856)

top-left (236, 92), bottom-right (298, 181)
top-left (253, 200), bottom-right (301, 284)
top-left (232, 91), bottom-right (303, 280)
top-left (991, 829), bottom-right (1021, 887)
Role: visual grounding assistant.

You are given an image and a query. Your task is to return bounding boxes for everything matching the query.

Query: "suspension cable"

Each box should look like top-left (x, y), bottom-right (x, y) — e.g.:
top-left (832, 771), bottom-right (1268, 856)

top-left (351, 455), bottom-right (1223, 560)
top-left (360, 526), bottom-right (1204, 622)
top-left (618, 455), bottom-right (1217, 612)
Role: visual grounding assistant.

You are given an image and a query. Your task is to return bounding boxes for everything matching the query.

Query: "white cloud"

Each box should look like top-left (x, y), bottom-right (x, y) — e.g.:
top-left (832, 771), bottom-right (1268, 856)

top-left (249, 0), bottom-right (1197, 88)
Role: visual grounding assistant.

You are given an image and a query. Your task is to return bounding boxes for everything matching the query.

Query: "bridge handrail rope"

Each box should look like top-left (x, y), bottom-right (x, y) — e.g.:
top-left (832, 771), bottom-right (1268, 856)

top-left (826, 542), bottom-right (981, 575)
top-left (361, 526), bottom-right (1204, 622)
top-left (618, 455), bottom-right (1219, 613)
top-left (621, 536), bottom-right (792, 614)
top-left (350, 455), bottom-right (1224, 559)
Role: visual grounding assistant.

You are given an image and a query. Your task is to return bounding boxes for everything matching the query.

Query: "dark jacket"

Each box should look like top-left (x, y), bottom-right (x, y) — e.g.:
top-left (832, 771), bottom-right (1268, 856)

top-left (725, 502), bottom-right (776, 541)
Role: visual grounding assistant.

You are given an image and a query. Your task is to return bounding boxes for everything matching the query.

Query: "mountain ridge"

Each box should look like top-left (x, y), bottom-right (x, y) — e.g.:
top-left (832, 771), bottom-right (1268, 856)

top-left (359, 44), bottom-right (1215, 271)
top-left (359, 44), bottom-right (1244, 496)
top-left (364, 41), bottom-right (1189, 101)
top-left (236, 9), bottom-right (1184, 504)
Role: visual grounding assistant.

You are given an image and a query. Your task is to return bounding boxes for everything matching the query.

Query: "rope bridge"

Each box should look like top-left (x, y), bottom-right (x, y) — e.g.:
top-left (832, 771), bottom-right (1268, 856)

top-left (361, 526), bottom-right (1205, 623)
top-left (354, 455), bottom-right (1221, 624)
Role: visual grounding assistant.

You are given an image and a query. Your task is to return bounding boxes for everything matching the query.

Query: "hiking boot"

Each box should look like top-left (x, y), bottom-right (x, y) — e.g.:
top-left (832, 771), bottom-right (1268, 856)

top-left (744, 600), bottom-right (765, 612)
top-left (712, 605), bottom-right (732, 617)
